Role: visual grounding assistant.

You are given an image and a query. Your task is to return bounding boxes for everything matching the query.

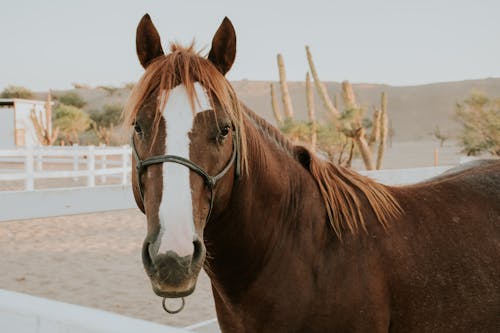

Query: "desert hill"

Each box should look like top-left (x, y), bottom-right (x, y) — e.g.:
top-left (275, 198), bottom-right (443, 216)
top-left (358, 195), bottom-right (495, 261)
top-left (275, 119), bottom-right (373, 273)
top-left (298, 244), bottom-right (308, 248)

top-left (46, 77), bottom-right (500, 142)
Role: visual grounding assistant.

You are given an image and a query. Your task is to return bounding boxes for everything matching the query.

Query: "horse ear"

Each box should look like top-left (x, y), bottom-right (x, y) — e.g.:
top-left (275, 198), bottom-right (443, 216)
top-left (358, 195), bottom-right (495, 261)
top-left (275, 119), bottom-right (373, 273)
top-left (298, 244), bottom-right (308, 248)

top-left (136, 14), bottom-right (165, 69)
top-left (294, 146), bottom-right (312, 170)
top-left (208, 17), bottom-right (236, 75)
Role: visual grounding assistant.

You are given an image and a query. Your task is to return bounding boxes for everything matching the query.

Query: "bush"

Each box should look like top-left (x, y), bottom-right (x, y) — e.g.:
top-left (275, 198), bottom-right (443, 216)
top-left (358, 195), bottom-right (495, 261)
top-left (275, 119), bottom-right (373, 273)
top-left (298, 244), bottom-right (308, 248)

top-left (123, 82), bottom-right (136, 90)
top-left (98, 85), bottom-right (119, 96)
top-left (1, 85), bottom-right (35, 99)
top-left (456, 92), bottom-right (500, 156)
top-left (53, 104), bottom-right (91, 145)
top-left (88, 104), bottom-right (122, 127)
top-left (57, 91), bottom-right (86, 108)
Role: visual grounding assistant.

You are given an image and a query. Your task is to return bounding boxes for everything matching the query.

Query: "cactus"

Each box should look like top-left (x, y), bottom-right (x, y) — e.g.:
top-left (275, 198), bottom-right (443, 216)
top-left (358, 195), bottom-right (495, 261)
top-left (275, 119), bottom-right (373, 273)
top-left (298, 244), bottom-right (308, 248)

top-left (277, 54), bottom-right (294, 118)
top-left (30, 91), bottom-right (59, 145)
top-left (355, 129), bottom-right (375, 170)
top-left (305, 46), bottom-right (339, 116)
top-left (92, 122), bottom-right (114, 145)
top-left (376, 92), bottom-right (388, 170)
top-left (368, 109), bottom-right (381, 149)
top-left (270, 83), bottom-right (283, 125)
top-left (306, 72), bottom-right (317, 151)
top-left (341, 80), bottom-right (375, 170)
top-left (341, 81), bottom-right (357, 110)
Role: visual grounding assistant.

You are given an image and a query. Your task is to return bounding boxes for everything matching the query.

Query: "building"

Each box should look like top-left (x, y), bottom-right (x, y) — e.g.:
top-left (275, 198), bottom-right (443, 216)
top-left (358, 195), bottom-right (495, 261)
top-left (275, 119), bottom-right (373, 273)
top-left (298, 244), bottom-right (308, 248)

top-left (0, 99), bottom-right (49, 148)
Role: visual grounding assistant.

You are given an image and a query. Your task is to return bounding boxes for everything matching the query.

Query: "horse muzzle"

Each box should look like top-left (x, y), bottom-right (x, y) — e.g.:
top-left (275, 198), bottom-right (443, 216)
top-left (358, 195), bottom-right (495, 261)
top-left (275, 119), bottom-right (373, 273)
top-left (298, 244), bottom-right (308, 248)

top-left (142, 238), bottom-right (205, 298)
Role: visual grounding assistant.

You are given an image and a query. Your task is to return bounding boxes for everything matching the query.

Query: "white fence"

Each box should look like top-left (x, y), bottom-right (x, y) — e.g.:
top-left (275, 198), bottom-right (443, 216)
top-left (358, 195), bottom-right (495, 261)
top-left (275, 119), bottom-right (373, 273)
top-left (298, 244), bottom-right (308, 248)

top-left (0, 289), bottom-right (189, 333)
top-left (0, 165), bottom-right (457, 222)
top-left (0, 145), bottom-right (131, 190)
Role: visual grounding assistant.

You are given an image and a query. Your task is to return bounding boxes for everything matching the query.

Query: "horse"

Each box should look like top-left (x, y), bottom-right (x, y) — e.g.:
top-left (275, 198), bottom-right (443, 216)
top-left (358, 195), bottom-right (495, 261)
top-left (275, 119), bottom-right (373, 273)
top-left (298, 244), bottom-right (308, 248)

top-left (125, 14), bottom-right (500, 332)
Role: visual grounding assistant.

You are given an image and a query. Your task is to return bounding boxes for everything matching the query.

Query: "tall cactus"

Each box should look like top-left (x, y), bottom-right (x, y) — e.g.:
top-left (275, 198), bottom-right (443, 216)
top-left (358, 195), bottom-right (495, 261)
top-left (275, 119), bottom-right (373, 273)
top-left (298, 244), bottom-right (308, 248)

top-left (277, 54), bottom-right (294, 118)
top-left (376, 92), bottom-right (388, 170)
top-left (353, 127), bottom-right (374, 170)
top-left (341, 80), bottom-right (357, 110)
top-left (30, 91), bottom-right (59, 145)
top-left (368, 109), bottom-right (381, 149)
top-left (305, 46), bottom-right (339, 117)
top-left (306, 72), bottom-right (317, 151)
top-left (270, 83), bottom-right (283, 126)
top-left (341, 80), bottom-right (374, 170)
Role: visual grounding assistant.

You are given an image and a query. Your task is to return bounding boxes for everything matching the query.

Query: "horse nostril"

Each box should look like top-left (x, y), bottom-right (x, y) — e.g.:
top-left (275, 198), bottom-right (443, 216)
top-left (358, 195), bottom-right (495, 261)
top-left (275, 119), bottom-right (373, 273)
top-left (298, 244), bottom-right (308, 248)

top-left (142, 241), bottom-right (154, 275)
top-left (192, 238), bottom-right (204, 264)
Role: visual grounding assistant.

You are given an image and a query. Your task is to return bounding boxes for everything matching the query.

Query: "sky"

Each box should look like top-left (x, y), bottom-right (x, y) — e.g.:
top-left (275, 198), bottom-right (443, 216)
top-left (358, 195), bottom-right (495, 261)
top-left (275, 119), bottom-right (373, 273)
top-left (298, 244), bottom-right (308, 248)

top-left (1, 0), bottom-right (499, 91)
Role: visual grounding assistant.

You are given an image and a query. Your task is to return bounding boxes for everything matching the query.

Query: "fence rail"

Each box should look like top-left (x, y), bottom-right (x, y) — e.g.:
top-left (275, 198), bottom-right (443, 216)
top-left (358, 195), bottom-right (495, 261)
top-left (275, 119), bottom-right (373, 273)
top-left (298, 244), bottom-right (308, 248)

top-left (0, 145), bottom-right (131, 190)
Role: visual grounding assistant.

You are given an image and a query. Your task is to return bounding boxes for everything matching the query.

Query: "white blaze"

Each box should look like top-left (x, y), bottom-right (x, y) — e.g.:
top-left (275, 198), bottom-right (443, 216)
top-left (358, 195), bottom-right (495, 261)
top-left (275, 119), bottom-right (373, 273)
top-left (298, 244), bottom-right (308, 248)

top-left (157, 82), bottom-right (211, 257)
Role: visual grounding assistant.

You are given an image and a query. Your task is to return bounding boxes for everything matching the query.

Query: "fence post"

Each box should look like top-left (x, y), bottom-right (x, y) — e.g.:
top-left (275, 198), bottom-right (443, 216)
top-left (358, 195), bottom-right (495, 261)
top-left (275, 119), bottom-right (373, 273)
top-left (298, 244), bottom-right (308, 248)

top-left (25, 146), bottom-right (34, 191)
top-left (100, 144), bottom-right (107, 183)
top-left (36, 147), bottom-right (43, 171)
top-left (121, 145), bottom-right (128, 185)
top-left (73, 144), bottom-right (79, 181)
top-left (87, 145), bottom-right (95, 187)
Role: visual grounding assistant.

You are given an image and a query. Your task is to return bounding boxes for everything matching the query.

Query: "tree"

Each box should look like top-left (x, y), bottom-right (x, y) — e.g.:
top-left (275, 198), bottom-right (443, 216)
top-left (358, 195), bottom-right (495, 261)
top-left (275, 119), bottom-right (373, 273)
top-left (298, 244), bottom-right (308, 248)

top-left (53, 104), bottom-right (91, 145)
top-left (1, 85), bottom-right (34, 99)
top-left (57, 91), bottom-right (86, 108)
top-left (456, 92), bottom-right (500, 156)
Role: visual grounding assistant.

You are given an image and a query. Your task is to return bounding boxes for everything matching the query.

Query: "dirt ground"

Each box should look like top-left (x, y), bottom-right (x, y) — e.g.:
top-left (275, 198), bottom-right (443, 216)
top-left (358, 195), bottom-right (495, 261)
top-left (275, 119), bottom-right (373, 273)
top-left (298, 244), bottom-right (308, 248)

top-left (0, 210), bottom-right (216, 328)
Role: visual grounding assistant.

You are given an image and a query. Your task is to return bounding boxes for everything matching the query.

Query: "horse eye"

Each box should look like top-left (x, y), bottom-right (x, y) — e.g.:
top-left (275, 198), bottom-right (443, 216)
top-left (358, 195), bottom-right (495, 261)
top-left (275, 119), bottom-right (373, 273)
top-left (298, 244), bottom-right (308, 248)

top-left (220, 125), bottom-right (230, 138)
top-left (134, 122), bottom-right (142, 134)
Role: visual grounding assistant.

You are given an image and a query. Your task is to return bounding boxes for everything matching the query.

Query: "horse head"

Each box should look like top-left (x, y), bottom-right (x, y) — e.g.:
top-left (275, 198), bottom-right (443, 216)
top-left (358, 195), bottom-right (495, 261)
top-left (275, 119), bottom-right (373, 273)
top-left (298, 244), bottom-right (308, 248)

top-left (126, 14), bottom-right (243, 299)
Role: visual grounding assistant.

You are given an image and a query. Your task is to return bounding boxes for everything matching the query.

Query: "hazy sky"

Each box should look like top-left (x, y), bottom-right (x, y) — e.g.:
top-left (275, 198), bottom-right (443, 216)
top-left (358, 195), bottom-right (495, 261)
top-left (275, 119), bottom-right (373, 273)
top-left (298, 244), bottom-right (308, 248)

top-left (1, 0), bottom-right (499, 91)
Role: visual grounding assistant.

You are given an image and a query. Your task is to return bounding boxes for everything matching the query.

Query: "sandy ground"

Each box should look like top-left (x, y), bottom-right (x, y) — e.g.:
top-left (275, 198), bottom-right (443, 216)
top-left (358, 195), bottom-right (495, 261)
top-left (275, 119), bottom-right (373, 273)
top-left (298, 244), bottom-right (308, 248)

top-left (0, 210), bottom-right (216, 329)
top-left (0, 140), bottom-right (471, 330)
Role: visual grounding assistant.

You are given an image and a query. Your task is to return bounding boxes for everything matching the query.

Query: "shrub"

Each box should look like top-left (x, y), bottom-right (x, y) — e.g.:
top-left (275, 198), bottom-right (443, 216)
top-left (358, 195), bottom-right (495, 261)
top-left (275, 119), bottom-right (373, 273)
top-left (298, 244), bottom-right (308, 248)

top-left (57, 91), bottom-right (86, 108)
top-left (1, 85), bottom-right (35, 99)
top-left (53, 104), bottom-right (91, 145)
top-left (88, 104), bottom-right (122, 127)
top-left (456, 92), bottom-right (500, 156)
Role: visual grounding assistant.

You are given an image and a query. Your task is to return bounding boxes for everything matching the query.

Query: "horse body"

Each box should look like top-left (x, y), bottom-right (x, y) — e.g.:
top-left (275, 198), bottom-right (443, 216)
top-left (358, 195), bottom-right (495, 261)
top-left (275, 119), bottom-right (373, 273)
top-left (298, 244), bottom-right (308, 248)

top-left (127, 14), bottom-right (500, 332)
top-left (205, 109), bottom-right (500, 332)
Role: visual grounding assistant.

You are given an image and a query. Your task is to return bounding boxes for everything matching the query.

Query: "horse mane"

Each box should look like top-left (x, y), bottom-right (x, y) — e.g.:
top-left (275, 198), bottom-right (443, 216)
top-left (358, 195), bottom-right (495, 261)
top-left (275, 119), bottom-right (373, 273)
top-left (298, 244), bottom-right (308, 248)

top-left (307, 156), bottom-right (402, 238)
top-left (244, 107), bottom-right (401, 238)
top-left (123, 43), bottom-right (247, 173)
top-left (242, 105), bottom-right (296, 156)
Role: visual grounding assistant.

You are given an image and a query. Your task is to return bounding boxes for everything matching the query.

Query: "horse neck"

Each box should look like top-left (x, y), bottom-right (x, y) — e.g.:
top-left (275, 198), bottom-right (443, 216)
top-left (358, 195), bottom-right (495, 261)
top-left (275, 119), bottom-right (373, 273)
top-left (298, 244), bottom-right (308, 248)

top-left (204, 107), bottom-right (326, 299)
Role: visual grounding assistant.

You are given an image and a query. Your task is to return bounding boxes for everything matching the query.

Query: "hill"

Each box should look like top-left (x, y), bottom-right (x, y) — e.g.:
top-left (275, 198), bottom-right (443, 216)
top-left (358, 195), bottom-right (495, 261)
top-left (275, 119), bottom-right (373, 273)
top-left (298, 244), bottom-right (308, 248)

top-left (42, 77), bottom-right (500, 142)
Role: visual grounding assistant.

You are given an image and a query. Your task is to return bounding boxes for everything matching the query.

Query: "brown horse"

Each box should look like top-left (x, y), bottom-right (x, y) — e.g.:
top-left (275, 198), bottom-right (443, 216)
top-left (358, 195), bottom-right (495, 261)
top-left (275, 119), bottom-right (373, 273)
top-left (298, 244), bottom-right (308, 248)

top-left (125, 14), bottom-right (500, 332)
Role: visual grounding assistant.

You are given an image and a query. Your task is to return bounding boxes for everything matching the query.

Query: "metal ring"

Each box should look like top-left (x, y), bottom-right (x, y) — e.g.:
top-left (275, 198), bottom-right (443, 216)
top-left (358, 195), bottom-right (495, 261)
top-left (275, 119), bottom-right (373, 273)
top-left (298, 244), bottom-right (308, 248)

top-left (162, 297), bottom-right (185, 314)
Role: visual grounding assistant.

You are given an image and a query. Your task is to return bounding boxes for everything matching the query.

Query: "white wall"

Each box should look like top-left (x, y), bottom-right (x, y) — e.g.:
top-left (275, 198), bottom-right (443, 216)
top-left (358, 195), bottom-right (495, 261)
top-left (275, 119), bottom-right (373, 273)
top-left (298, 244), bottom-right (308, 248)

top-left (0, 107), bottom-right (16, 148)
top-left (359, 166), bottom-right (453, 185)
top-left (0, 185), bottom-right (136, 222)
top-left (14, 101), bottom-right (46, 147)
top-left (0, 289), bottom-right (188, 333)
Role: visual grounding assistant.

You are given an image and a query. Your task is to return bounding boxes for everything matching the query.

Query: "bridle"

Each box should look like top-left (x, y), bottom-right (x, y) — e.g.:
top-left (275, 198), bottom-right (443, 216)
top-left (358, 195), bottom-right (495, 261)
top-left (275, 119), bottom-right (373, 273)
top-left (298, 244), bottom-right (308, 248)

top-left (131, 130), bottom-right (239, 314)
top-left (131, 132), bottom-right (239, 222)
